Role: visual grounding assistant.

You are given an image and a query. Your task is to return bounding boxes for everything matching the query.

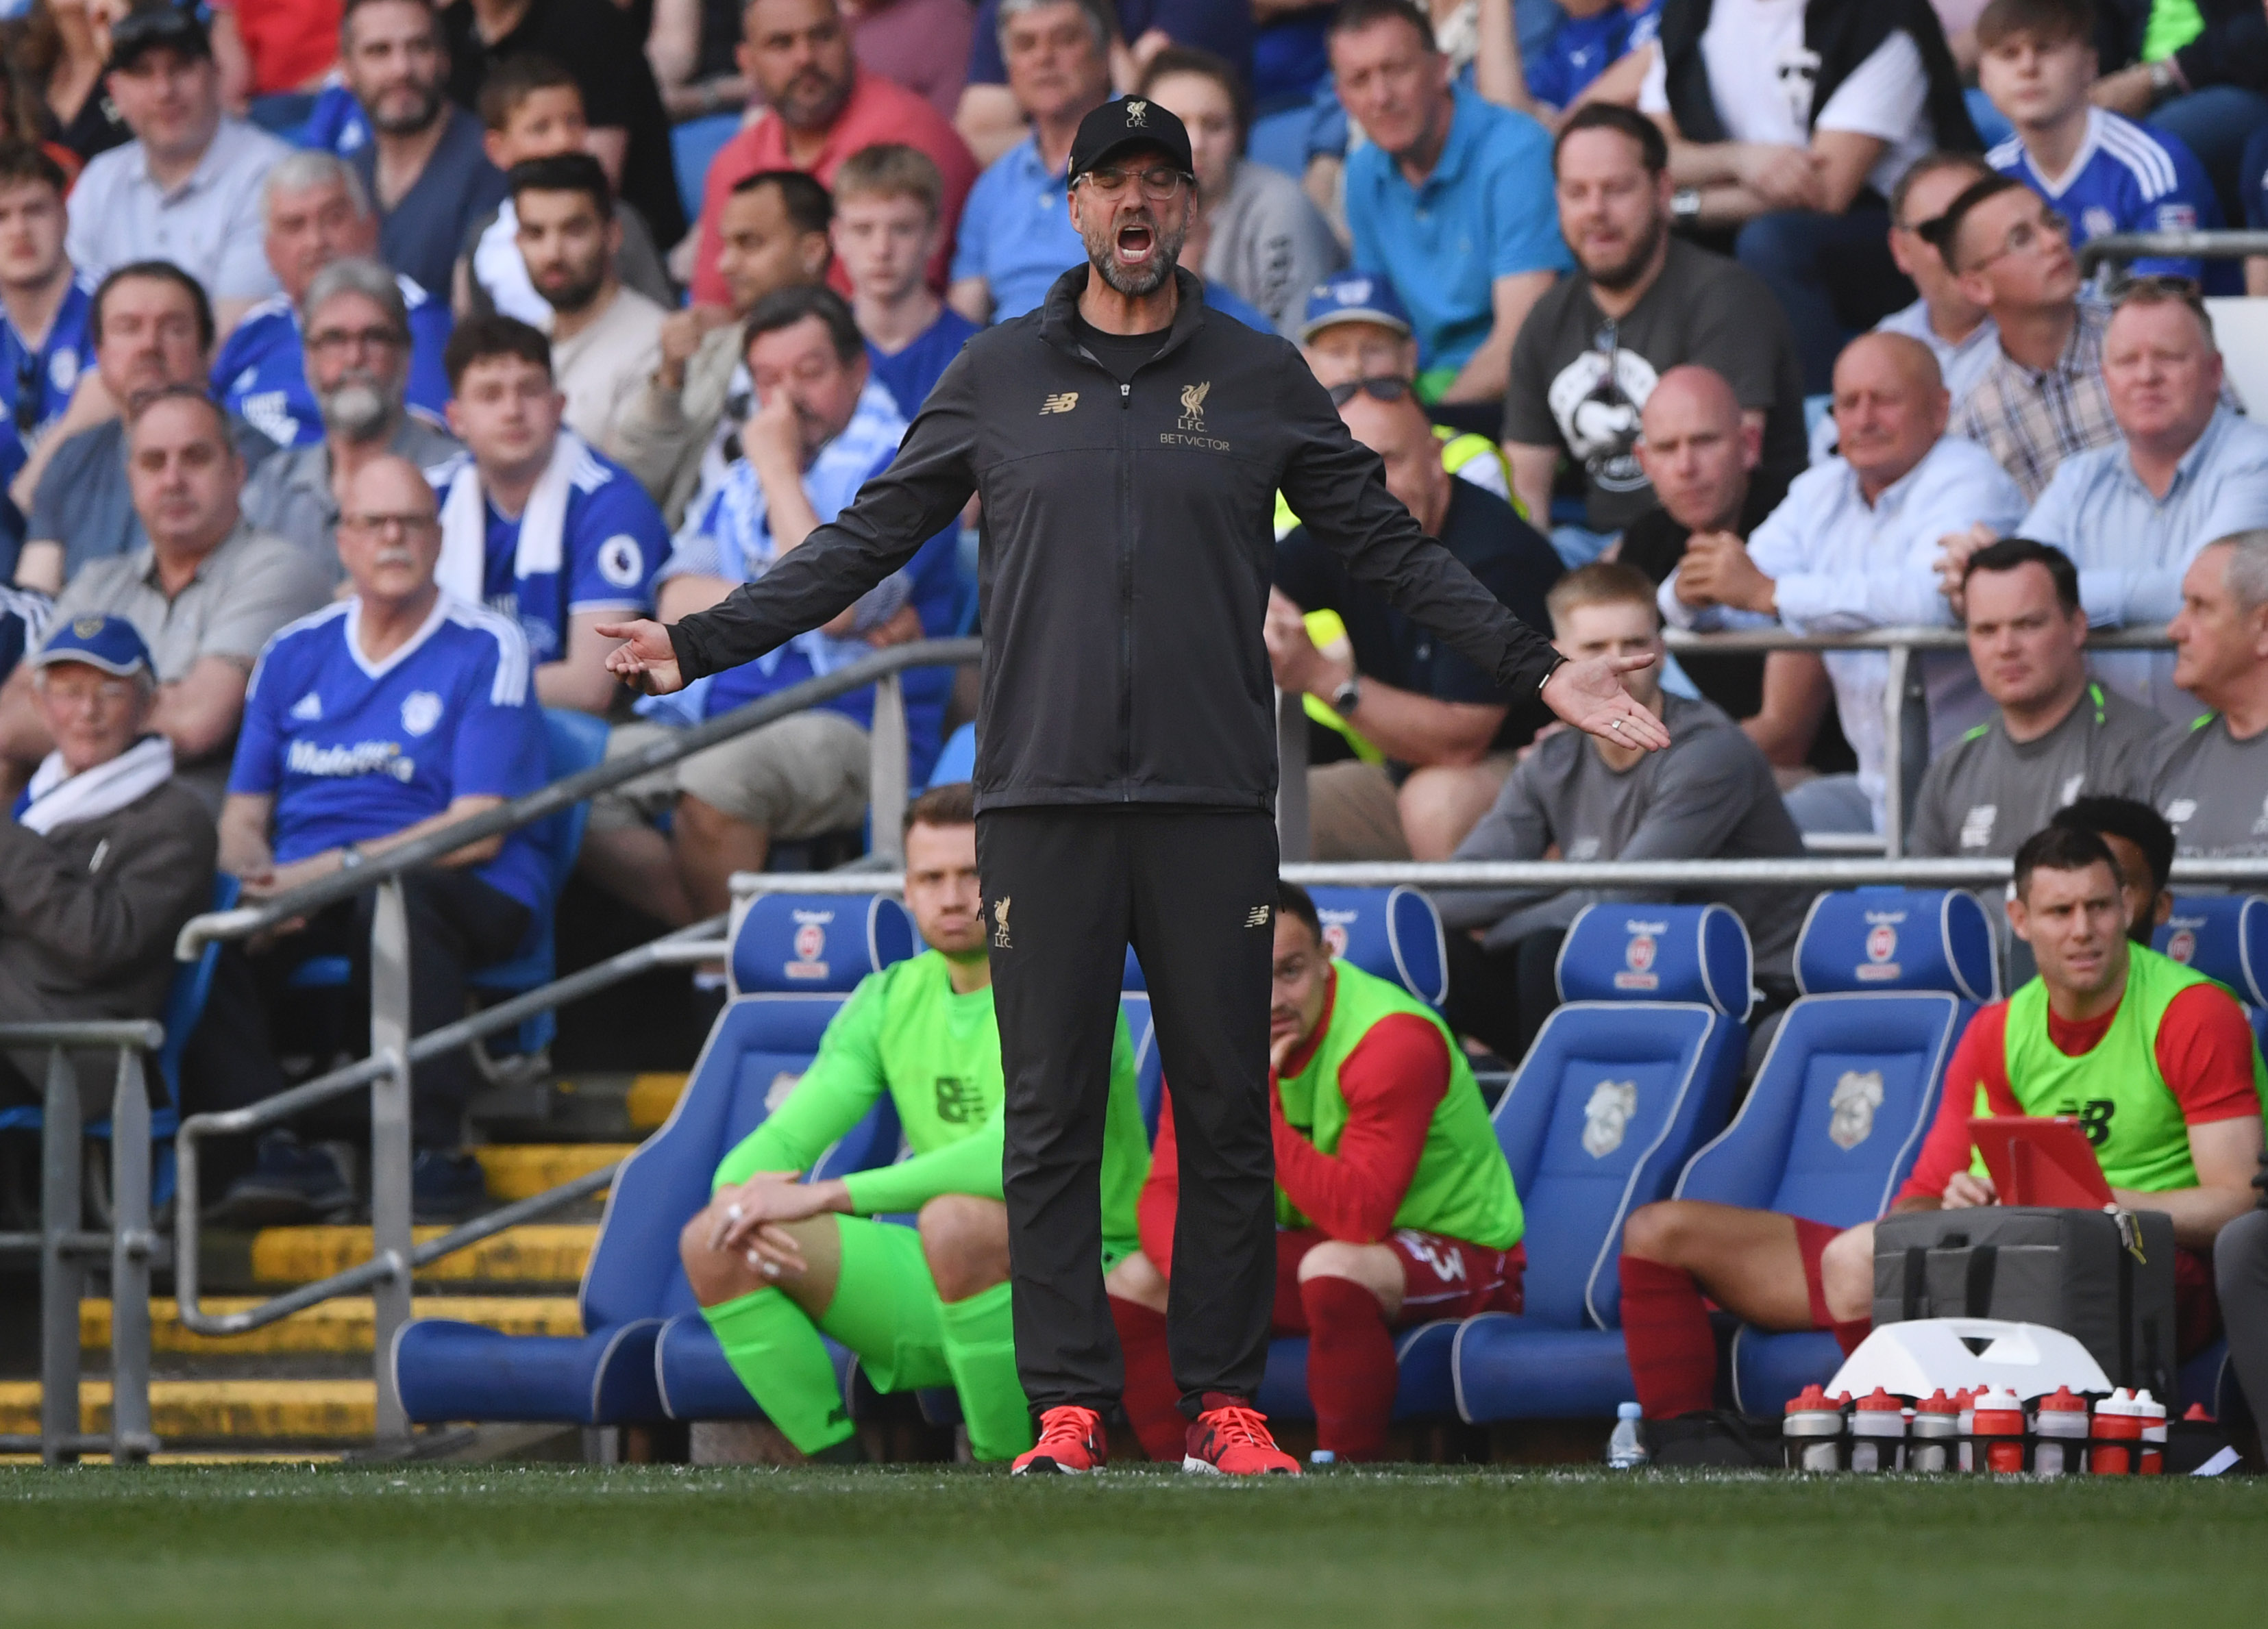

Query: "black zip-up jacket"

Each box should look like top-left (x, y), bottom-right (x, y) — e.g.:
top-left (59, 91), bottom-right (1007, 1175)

top-left (669, 265), bottom-right (1564, 811)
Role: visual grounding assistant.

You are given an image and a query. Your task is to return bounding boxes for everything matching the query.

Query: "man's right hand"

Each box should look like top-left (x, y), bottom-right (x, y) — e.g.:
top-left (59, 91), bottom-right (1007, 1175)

top-left (656, 305), bottom-right (732, 392)
top-left (1934, 521), bottom-right (1997, 615)
top-left (1941, 1171), bottom-right (1997, 1210)
top-left (1736, 143), bottom-right (1826, 212)
top-left (598, 619), bottom-right (685, 695)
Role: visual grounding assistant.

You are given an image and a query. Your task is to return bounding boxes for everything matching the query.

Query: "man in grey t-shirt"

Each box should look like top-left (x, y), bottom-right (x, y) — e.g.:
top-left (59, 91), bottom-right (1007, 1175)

top-left (1911, 538), bottom-right (2167, 858)
top-left (1435, 561), bottom-right (1806, 1060)
top-left (2152, 530), bottom-right (2268, 857)
top-left (1503, 106), bottom-right (1805, 556)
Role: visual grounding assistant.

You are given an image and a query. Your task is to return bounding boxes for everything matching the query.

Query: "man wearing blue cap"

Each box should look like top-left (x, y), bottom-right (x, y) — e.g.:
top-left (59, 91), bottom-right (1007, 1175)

top-left (0, 614), bottom-right (215, 1117)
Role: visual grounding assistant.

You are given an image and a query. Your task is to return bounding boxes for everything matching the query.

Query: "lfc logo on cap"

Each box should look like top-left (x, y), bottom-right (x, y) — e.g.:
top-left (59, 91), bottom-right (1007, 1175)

top-left (1124, 99), bottom-right (1148, 126)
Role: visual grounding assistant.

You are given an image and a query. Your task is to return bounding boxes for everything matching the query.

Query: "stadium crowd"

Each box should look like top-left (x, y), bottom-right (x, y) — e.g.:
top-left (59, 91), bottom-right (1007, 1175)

top-left (0, 0), bottom-right (2263, 1465)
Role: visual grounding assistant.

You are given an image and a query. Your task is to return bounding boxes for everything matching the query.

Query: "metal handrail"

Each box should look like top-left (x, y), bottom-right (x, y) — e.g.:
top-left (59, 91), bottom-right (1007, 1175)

top-left (174, 636), bottom-right (981, 961)
top-left (0, 1020), bottom-right (164, 1465)
top-left (1660, 625), bottom-right (2173, 651)
top-left (2078, 229), bottom-right (2268, 275)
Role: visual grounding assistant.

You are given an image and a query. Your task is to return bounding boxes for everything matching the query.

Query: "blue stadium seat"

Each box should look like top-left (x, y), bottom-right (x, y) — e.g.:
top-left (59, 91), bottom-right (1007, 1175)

top-left (1449, 903), bottom-right (1753, 1422)
top-left (393, 893), bottom-right (915, 1427)
top-left (1701, 888), bottom-right (1995, 1413)
top-left (926, 723), bottom-right (976, 791)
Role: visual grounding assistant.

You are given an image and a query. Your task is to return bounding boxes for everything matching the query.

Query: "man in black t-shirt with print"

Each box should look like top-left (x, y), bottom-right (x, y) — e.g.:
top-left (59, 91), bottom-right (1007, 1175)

top-left (1270, 383), bottom-right (1564, 863)
top-left (1503, 105), bottom-right (1805, 568)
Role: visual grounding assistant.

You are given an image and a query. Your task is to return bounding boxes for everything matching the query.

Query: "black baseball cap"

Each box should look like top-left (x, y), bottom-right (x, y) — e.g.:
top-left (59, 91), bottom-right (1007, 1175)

top-left (1067, 97), bottom-right (1194, 184)
top-left (107, 5), bottom-right (213, 73)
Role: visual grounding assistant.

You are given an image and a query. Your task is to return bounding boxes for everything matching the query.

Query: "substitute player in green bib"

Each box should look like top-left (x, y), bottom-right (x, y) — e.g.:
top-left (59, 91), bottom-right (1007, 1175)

top-left (1815, 822), bottom-right (2267, 1354)
top-left (1107, 882), bottom-right (1523, 1464)
top-left (677, 784), bottom-right (1150, 1463)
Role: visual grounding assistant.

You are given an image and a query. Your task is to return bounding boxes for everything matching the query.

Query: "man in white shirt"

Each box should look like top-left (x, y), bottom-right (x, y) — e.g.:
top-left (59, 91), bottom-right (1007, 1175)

top-left (1640, 0), bottom-right (1977, 394)
top-left (510, 153), bottom-right (667, 452)
top-left (1662, 331), bottom-right (2026, 833)
top-left (63, 8), bottom-right (291, 335)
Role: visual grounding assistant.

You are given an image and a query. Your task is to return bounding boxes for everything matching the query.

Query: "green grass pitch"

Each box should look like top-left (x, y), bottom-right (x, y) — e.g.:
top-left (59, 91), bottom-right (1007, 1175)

top-left (0, 1464), bottom-right (2259, 1627)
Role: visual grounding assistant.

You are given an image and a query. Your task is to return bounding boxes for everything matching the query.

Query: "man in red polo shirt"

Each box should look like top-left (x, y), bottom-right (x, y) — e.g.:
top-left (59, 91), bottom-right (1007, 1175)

top-left (689, 0), bottom-right (977, 306)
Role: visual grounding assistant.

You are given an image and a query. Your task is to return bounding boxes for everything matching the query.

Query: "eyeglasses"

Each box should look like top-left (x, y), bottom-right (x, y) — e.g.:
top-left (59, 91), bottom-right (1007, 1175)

top-left (1077, 166), bottom-right (1193, 200)
top-left (340, 512), bottom-right (439, 538)
top-left (308, 325), bottom-right (406, 356)
top-left (1967, 208), bottom-right (2069, 271)
top-left (1326, 375), bottom-right (1414, 406)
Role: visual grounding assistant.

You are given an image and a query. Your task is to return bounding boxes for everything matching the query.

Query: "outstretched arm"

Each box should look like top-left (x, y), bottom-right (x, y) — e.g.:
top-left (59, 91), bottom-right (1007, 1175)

top-left (604, 359), bottom-right (980, 694)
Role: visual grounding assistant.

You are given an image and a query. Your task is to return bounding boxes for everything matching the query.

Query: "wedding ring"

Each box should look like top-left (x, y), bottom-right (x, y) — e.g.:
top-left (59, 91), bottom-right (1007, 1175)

top-left (726, 1204), bottom-right (743, 1223)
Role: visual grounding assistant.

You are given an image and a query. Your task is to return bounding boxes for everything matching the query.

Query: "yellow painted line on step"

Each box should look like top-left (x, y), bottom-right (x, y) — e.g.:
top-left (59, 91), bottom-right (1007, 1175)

top-left (0, 1381), bottom-right (375, 1440)
top-left (474, 1144), bottom-right (637, 1201)
top-left (250, 1224), bottom-right (596, 1286)
top-left (0, 1452), bottom-right (347, 1465)
top-left (81, 1296), bottom-right (583, 1353)
top-left (627, 1072), bottom-right (689, 1130)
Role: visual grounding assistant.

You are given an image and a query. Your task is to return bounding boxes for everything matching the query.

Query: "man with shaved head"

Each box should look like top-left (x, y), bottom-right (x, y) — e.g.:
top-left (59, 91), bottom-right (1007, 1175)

top-left (1663, 331), bottom-right (2026, 834)
top-left (1268, 382), bottom-right (1566, 860)
top-left (1624, 365), bottom-right (1842, 782)
top-left (213, 451), bottom-right (547, 1224)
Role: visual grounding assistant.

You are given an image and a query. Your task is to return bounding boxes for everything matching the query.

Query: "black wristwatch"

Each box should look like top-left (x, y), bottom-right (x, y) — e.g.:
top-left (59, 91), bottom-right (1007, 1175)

top-left (1331, 676), bottom-right (1361, 716)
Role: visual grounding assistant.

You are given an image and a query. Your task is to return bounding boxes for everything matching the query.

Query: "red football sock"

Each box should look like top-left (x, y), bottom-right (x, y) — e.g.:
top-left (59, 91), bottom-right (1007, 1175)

top-left (1109, 1295), bottom-right (1184, 1463)
top-left (1830, 1317), bottom-right (1871, 1356)
top-left (1618, 1255), bottom-right (1716, 1419)
top-left (1300, 1275), bottom-right (1396, 1461)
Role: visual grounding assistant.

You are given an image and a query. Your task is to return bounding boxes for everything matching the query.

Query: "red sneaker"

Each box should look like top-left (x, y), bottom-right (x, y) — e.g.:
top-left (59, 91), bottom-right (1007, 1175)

top-left (1183, 1400), bottom-right (1301, 1476)
top-left (1012, 1405), bottom-right (1107, 1474)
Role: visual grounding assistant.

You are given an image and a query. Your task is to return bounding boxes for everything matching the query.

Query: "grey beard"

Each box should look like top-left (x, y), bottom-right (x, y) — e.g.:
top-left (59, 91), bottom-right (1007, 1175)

top-left (1089, 219), bottom-right (1189, 299)
top-left (321, 382), bottom-right (395, 440)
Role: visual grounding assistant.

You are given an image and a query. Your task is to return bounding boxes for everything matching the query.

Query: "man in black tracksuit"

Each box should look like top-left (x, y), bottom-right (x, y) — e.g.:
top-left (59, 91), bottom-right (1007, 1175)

top-left (601, 97), bottom-right (1666, 1474)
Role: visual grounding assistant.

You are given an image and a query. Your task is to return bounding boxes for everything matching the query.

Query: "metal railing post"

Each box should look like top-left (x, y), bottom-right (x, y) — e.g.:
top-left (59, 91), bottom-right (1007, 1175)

top-left (869, 671), bottom-right (909, 865)
top-left (368, 876), bottom-right (414, 1445)
top-left (38, 1046), bottom-right (80, 1463)
top-left (1880, 643), bottom-right (1910, 860)
top-left (1276, 686), bottom-right (1309, 862)
top-left (107, 1046), bottom-right (154, 1463)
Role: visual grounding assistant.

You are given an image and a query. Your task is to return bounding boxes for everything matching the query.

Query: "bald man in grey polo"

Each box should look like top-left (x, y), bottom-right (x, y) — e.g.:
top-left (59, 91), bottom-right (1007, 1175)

top-left (1910, 680), bottom-right (2169, 856)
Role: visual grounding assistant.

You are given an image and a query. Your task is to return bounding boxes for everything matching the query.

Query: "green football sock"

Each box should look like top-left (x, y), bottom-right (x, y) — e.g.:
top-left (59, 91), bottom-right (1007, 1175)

top-left (700, 1287), bottom-right (853, 1456)
top-left (937, 1282), bottom-right (1033, 1462)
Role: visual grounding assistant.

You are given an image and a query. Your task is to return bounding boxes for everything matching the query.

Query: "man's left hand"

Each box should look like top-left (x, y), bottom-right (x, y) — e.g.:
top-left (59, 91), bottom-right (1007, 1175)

top-left (1678, 532), bottom-right (1776, 614)
top-left (743, 387), bottom-right (802, 476)
top-left (1541, 654), bottom-right (1673, 751)
top-left (863, 604), bottom-right (924, 647)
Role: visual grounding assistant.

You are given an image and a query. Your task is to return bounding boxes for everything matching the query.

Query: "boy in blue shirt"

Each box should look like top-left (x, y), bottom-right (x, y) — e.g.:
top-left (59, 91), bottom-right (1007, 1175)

top-left (1525, 0), bottom-right (1660, 114)
top-left (215, 455), bottom-right (547, 1223)
top-left (434, 314), bottom-right (665, 714)
top-left (832, 144), bottom-right (981, 422)
top-left (212, 151), bottom-right (455, 449)
top-left (1977, 0), bottom-right (2234, 293)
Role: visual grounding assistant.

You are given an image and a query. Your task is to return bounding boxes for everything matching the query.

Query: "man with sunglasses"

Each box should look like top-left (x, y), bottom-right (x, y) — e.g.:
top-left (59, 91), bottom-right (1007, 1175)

top-left (600, 96), bottom-right (1666, 1477)
top-left (0, 142), bottom-right (94, 568)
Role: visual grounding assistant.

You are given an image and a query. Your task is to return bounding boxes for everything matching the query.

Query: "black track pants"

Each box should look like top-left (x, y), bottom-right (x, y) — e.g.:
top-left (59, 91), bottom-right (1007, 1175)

top-left (976, 807), bottom-right (1278, 1415)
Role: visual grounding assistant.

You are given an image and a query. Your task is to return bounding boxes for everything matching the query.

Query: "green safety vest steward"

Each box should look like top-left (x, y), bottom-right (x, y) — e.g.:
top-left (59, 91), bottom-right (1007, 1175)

top-left (1275, 960), bottom-right (1523, 1248)
top-left (1982, 945), bottom-right (2268, 1192)
top-left (713, 949), bottom-right (1150, 1255)
top-left (1271, 428), bottom-right (1523, 540)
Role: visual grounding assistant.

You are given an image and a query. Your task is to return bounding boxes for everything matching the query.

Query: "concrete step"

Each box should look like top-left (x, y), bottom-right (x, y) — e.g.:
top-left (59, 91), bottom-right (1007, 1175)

top-left (0, 1379), bottom-right (375, 1441)
top-left (248, 1224), bottom-right (596, 1288)
top-left (626, 1072), bottom-right (688, 1132)
top-left (472, 1144), bottom-right (636, 1202)
top-left (81, 1296), bottom-right (582, 1354)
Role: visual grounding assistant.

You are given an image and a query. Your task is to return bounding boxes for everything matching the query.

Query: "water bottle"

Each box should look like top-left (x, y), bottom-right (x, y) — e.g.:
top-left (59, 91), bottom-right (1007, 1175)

top-left (2091, 1389), bottom-right (2144, 1476)
top-left (1909, 1389), bottom-right (1958, 1473)
top-left (1607, 1401), bottom-right (1650, 1469)
top-left (1783, 1384), bottom-right (1845, 1472)
top-left (2032, 1386), bottom-right (2089, 1477)
top-left (1972, 1385), bottom-right (2027, 1474)
top-left (1848, 1387), bottom-right (1906, 1473)
top-left (2137, 1391), bottom-right (2167, 1475)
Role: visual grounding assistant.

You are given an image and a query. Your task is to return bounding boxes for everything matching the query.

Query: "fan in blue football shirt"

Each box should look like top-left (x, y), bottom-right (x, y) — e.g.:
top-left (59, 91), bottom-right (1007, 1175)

top-left (431, 314), bottom-right (665, 714)
top-left (1977, 0), bottom-right (2236, 294)
top-left (211, 151), bottom-right (454, 449)
top-left (0, 142), bottom-right (95, 564)
top-left (214, 453), bottom-right (548, 1223)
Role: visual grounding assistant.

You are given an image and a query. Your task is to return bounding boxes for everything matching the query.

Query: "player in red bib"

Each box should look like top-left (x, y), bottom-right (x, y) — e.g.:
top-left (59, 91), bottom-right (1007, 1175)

top-left (1107, 883), bottom-right (1524, 1466)
top-left (1616, 803), bottom-right (2262, 1445)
